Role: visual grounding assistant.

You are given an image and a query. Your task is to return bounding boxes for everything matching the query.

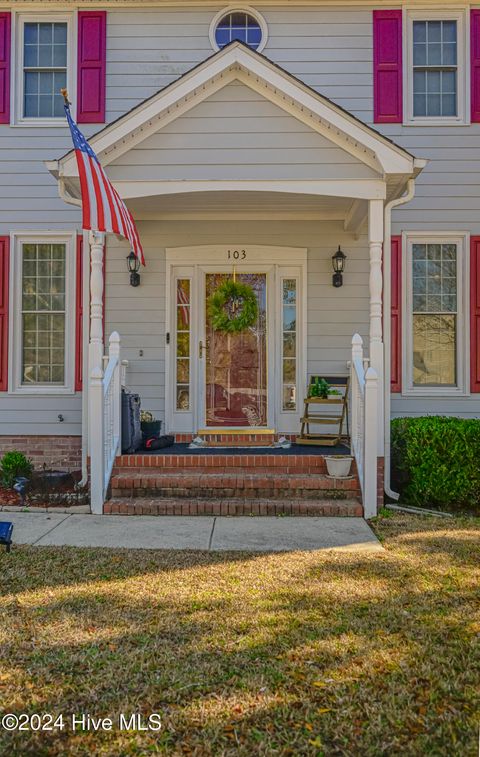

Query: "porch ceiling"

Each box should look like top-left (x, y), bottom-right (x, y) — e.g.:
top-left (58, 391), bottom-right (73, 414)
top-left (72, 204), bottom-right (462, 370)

top-left (127, 190), bottom-right (355, 221)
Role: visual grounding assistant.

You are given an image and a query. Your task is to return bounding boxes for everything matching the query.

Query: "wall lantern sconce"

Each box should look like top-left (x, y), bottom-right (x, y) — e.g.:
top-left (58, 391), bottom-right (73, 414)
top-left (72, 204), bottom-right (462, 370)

top-left (332, 246), bottom-right (347, 288)
top-left (126, 251), bottom-right (141, 287)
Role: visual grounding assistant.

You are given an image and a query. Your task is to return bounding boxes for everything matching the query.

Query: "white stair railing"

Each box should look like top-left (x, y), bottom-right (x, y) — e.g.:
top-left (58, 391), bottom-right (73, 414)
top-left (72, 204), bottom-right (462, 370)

top-left (349, 334), bottom-right (378, 519)
top-left (90, 332), bottom-right (122, 514)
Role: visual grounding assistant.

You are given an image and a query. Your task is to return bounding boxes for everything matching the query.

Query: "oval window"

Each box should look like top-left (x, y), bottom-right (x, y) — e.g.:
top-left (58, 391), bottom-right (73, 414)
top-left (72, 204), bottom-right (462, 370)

top-left (213, 10), bottom-right (265, 51)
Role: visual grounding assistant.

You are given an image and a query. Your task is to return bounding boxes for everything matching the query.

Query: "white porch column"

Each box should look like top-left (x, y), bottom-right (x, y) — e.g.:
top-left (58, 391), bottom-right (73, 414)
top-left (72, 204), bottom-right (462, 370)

top-left (88, 231), bottom-right (106, 513)
top-left (88, 231), bottom-right (105, 373)
top-left (368, 199), bottom-right (384, 456)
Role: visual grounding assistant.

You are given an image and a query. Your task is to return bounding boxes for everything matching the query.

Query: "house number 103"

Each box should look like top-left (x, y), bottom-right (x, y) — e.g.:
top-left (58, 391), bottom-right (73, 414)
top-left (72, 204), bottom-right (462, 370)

top-left (227, 249), bottom-right (246, 260)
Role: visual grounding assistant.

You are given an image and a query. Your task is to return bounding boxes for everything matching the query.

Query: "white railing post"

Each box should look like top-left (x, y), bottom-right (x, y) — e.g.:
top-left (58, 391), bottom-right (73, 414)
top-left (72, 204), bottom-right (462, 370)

top-left (363, 367), bottom-right (378, 519)
top-left (350, 334), bottom-right (363, 470)
top-left (109, 332), bottom-right (121, 457)
top-left (89, 365), bottom-right (104, 514)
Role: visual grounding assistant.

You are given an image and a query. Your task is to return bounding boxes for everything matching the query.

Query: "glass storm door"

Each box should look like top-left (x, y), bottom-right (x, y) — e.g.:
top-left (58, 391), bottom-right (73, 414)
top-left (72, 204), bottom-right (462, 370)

top-left (204, 273), bottom-right (267, 427)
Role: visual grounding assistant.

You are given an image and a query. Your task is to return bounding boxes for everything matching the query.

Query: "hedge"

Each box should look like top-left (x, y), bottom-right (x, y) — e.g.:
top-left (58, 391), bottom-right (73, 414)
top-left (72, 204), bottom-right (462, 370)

top-left (391, 416), bottom-right (480, 512)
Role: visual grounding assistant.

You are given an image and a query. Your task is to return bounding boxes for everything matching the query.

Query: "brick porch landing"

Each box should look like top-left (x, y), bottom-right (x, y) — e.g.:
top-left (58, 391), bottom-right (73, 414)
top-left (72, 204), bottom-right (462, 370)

top-left (107, 447), bottom-right (362, 516)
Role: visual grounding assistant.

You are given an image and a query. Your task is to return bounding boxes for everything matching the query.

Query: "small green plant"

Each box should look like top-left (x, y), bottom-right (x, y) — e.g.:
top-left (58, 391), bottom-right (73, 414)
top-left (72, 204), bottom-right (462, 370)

top-left (309, 378), bottom-right (332, 399)
top-left (0, 450), bottom-right (34, 488)
top-left (140, 410), bottom-right (155, 423)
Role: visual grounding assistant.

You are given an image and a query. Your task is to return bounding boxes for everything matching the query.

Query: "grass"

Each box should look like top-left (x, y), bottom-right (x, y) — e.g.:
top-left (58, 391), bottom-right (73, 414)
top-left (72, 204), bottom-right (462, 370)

top-left (0, 513), bottom-right (479, 755)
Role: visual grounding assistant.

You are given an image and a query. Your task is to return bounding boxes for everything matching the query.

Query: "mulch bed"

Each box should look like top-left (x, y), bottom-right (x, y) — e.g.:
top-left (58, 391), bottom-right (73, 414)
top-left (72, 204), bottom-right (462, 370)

top-left (0, 471), bottom-right (87, 508)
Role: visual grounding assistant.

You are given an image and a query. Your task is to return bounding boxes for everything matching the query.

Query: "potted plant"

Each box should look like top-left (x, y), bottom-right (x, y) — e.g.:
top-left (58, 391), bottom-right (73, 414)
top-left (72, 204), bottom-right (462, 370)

top-left (325, 455), bottom-right (353, 478)
top-left (309, 378), bottom-right (341, 400)
top-left (140, 411), bottom-right (162, 439)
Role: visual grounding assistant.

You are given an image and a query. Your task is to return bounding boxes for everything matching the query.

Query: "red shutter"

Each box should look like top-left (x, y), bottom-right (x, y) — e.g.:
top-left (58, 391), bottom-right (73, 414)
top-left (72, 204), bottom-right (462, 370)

top-left (75, 235), bottom-right (83, 391)
top-left (373, 10), bottom-right (403, 124)
top-left (472, 11), bottom-right (480, 122)
top-left (0, 12), bottom-right (11, 124)
top-left (0, 237), bottom-right (9, 391)
top-left (391, 235), bottom-right (402, 393)
top-left (471, 236), bottom-right (480, 392)
top-left (77, 11), bottom-right (106, 123)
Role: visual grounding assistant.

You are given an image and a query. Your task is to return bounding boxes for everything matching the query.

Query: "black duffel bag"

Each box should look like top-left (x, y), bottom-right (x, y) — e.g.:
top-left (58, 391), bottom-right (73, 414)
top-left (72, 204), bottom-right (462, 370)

top-left (144, 435), bottom-right (175, 451)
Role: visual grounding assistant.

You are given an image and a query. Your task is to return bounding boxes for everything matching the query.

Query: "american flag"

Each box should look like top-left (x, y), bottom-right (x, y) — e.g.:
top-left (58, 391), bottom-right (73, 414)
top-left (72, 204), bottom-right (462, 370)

top-left (64, 102), bottom-right (145, 265)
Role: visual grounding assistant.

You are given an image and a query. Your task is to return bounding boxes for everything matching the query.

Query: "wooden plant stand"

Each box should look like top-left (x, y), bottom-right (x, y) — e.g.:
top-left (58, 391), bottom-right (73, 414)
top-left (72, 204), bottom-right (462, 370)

top-left (296, 377), bottom-right (349, 447)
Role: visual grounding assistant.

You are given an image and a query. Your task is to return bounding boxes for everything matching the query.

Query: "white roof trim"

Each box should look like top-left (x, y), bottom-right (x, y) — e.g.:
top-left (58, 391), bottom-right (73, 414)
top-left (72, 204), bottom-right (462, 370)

top-left (52, 43), bottom-right (418, 182)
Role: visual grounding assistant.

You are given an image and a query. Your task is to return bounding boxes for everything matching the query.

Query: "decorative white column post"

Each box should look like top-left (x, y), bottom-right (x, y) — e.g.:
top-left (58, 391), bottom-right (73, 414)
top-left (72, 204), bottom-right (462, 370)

top-left (88, 231), bottom-right (106, 514)
top-left (88, 230), bottom-right (105, 374)
top-left (368, 199), bottom-right (384, 456)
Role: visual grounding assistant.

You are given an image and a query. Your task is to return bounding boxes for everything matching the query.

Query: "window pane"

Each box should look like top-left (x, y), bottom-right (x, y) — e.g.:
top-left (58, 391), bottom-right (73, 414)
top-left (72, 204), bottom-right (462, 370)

top-left (176, 279), bottom-right (191, 410)
top-left (282, 279), bottom-right (297, 410)
top-left (283, 306), bottom-right (296, 331)
top-left (411, 243), bottom-right (458, 387)
top-left (23, 22), bottom-right (67, 119)
top-left (21, 243), bottom-right (66, 385)
top-left (412, 20), bottom-right (458, 119)
top-left (413, 21), bottom-right (426, 43)
top-left (24, 22), bottom-right (38, 45)
top-left (214, 12), bottom-right (262, 50)
top-left (413, 314), bottom-right (456, 386)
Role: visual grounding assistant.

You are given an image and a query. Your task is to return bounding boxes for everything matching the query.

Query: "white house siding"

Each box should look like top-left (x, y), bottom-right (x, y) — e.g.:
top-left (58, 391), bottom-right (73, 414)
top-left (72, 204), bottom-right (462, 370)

top-left (0, 3), bottom-right (478, 435)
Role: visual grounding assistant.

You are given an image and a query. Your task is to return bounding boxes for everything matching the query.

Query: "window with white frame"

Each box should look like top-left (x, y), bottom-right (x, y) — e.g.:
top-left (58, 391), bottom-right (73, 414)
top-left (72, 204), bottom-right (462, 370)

top-left (16, 15), bottom-right (73, 124)
top-left (11, 235), bottom-right (75, 392)
top-left (209, 7), bottom-right (267, 53)
top-left (406, 11), bottom-right (467, 124)
top-left (406, 236), bottom-right (466, 392)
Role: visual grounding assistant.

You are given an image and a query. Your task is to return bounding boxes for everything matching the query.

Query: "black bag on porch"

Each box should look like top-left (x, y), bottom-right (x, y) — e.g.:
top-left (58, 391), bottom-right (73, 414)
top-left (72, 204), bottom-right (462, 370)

top-left (143, 435), bottom-right (175, 451)
top-left (121, 389), bottom-right (143, 453)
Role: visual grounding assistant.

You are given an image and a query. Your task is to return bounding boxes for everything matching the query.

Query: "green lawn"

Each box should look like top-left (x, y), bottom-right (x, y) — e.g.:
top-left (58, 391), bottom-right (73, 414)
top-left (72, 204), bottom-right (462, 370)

top-left (0, 513), bottom-right (479, 756)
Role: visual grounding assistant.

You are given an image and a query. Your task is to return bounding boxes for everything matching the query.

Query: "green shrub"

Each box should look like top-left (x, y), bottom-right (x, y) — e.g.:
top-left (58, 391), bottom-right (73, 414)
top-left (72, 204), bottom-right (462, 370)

top-left (0, 450), bottom-right (34, 488)
top-left (391, 416), bottom-right (480, 512)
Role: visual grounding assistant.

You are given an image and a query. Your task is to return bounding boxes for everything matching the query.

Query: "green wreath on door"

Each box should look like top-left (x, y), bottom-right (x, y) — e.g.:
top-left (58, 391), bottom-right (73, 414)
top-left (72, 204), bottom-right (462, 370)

top-left (207, 278), bottom-right (258, 334)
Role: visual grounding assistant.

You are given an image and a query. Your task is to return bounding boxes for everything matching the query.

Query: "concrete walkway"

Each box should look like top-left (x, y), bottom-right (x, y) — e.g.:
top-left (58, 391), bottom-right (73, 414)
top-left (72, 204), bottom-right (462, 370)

top-left (1, 512), bottom-right (383, 552)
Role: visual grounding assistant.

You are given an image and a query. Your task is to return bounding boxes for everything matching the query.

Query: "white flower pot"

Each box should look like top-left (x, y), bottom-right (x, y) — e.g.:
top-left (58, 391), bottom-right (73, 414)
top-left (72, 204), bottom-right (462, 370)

top-left (325, 456), bottom-right (353, 478)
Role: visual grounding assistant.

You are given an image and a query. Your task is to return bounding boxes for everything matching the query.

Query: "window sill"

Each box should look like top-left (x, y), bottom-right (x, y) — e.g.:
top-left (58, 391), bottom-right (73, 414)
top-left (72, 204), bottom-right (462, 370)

top-left (403, 118), bottom-right (469, 127)
top-left (400, 388), bottom-right (470, 399)
top-left (11, 119), bottom-right (70, 128)
top-left (8, 386), bottom-right (75, 396)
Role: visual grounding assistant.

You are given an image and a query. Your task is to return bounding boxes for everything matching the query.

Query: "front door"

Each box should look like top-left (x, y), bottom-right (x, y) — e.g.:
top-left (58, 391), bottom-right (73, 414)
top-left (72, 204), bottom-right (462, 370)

top-left (166, 246), bottom-right (307, 435)
top-left (203, 272), bottom-right (268, 427)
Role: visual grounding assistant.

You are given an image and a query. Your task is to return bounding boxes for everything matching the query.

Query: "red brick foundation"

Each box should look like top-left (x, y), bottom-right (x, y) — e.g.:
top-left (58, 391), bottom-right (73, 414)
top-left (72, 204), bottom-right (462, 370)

top-left (0, 436), bottom-right (82, 471)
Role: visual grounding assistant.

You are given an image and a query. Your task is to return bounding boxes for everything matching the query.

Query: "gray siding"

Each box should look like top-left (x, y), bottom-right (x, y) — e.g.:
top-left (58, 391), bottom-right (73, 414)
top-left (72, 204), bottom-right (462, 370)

top-left (0, 4), bottom-right (479, 435)
top-left (108, 83), bottom-right (379, 182)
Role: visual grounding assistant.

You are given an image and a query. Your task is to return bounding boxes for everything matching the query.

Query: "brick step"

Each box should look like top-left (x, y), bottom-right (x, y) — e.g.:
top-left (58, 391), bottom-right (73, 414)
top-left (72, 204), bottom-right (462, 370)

top-left (109, 472), bottom-right (360, 500)
top-left (105, 497), bottom-right (363, 517)
top-left (113, 454), bottom-right (333, 475)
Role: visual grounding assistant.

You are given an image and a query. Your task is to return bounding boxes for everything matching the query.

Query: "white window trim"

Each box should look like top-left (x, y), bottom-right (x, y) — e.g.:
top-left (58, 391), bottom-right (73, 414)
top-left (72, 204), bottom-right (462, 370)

top-left (403, 8), bottom-right (470, 126)
top-left (209, 6), bottom-right (268, 54)
top-left (12, 11), bottom-right (76, 127)
top-left (8, 231), bottom-right (77, 395)
top-left (401, 231), bottom-right (469, 397)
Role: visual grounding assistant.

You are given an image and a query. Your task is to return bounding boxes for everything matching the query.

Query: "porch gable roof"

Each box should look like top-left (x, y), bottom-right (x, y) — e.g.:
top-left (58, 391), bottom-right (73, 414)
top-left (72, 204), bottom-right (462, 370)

top-left (48, 41), bottom-right (425, 185)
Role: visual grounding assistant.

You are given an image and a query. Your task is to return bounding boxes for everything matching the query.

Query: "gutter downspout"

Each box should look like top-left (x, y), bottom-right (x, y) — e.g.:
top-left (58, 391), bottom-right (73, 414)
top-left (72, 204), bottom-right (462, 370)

top-left (383, 178), bottom-right (415, 500)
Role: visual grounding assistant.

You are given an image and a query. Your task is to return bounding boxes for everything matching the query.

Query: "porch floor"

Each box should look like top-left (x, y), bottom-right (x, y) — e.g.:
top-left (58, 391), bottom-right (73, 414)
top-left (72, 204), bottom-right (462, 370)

top-left (137, 442), bottom-right (351, 456)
